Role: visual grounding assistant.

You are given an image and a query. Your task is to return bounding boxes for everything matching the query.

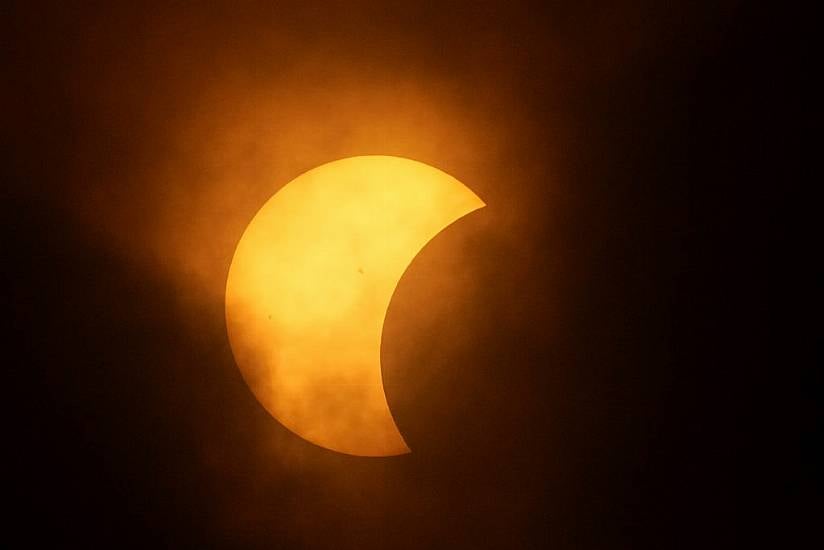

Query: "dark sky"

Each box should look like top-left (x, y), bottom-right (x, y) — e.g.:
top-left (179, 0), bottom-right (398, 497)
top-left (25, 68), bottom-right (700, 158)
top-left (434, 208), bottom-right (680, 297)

top-left (6, 2), bottom-right (792, 548)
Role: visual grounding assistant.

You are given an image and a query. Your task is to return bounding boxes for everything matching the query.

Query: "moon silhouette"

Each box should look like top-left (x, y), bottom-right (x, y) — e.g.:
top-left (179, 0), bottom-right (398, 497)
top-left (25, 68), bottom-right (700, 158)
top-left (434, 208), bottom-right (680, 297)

top-left (225, 156), bottom-right (485, 456)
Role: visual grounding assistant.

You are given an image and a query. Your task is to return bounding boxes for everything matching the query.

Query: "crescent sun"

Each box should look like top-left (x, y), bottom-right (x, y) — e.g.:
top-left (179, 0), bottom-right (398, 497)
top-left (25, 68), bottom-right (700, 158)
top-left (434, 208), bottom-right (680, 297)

top-left (225, 155), bottom-right (485, 456)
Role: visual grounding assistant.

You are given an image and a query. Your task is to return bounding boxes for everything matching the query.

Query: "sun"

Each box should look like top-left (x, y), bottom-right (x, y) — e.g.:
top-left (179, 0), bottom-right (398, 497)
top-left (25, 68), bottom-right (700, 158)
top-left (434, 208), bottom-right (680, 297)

top-left (225, 156), bottom-right (485, 456)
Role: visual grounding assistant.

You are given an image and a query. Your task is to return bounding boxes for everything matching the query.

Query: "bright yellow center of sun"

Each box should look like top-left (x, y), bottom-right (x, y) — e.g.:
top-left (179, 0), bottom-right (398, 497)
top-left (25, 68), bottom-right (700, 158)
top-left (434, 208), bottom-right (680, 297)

top-left (225, 156), bottom-right (484, 456)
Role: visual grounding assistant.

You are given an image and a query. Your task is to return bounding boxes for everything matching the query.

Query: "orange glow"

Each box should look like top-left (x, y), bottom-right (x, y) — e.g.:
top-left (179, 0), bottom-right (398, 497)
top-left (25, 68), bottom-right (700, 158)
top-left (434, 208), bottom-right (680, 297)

top-left (225, 156), bottom-right (485, 456)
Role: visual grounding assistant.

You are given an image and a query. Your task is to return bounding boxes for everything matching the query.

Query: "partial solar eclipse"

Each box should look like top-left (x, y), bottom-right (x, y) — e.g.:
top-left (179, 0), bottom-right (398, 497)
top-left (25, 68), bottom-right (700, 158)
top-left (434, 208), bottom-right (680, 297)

top-left (225, 156), bottom-right (485, 456)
